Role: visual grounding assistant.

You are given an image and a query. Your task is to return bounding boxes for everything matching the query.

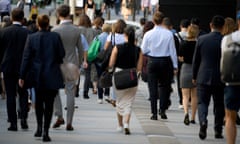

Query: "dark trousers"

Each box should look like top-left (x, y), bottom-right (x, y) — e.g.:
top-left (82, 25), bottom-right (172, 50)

top-left (143, 7), bottom-right (149, 19)
top-left (197, 84), bottom-right (225, 132)
top-left (35, 88), bottom-right (57, 131)
top-left (147, 57), bottom-right (173, 115)
top-left (95, 63), bottom-right (110, 99)
top-left (0, 12), bottom-right (9, 21)
top-left (83, 61), bottom-right (92, 95)
top-left (114, 2), bottom-right (121, 15)
top-left (95, 9), bottom-right (102, 17)
top-left (176, 62), bottom-right (183, 105)
top-left (4, 72), bottom-right (28, 125)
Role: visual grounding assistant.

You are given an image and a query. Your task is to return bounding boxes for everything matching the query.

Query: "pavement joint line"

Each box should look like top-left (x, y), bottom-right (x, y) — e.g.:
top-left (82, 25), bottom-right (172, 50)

top-left (140, 123), bottom-right (166, 126)
top-left (147, 134), bottom-right (177, 139)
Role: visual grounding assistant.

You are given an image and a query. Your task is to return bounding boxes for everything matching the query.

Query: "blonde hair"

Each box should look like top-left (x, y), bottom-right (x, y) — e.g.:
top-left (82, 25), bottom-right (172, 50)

top-left (153, 11), bottom-right (164, 25)
top-left (102, 23), bottom-right (112, 33)
top-left (187, 24), bottom-right (199, 39)
top-left (222, 17), bottom-right (237, 35)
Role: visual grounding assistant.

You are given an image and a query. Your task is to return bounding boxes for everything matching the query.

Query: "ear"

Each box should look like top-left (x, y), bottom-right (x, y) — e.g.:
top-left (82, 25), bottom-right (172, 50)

top-left (209, 22), bottom-right (213, 29)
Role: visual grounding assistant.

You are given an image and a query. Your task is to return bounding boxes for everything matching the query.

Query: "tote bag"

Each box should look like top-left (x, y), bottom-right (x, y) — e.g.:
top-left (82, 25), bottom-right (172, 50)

top-left (98, 71), bottom-right (113, 88)
top-left (114, 68), bottom-right (138, 90)
top-left (87, 36), bottom-right (101, 62)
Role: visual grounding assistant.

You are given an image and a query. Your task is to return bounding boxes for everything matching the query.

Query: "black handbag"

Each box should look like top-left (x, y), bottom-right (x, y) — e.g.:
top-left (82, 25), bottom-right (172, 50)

top-left (114, 68), bottom-right (138, 90)
top-left (98, 71), bottom-right (113, 88)
top-left (95, 33), bottom-right (115, 71)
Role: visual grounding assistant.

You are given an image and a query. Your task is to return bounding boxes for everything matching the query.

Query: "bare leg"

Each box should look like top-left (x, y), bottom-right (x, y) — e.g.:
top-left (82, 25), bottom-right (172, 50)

top-left (182, 88), bottom-right (190, 115)
top-left (124, 114), bottom-right (131, 125)
top-left (117, 112), bottom-right (123, 127)
top-left (191, 87), bottom-right (198, 121)
top-left (225, 109), bottom-right (237, 144)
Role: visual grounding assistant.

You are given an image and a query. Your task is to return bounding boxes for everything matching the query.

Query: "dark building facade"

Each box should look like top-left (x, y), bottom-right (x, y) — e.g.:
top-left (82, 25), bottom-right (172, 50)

top-left (159, 0), bottom-right (236, 32)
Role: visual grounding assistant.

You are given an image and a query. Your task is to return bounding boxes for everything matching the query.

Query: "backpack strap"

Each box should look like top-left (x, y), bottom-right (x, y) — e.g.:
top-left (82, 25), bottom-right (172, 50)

top-left (176, 32), bottom-right (184, 42)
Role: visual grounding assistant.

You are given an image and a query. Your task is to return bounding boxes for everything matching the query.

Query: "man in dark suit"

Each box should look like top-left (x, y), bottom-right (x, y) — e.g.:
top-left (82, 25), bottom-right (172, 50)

top-left (192, 15), bottom-right (225, 140)
top-left (0, 8), bottom-right (30, 131)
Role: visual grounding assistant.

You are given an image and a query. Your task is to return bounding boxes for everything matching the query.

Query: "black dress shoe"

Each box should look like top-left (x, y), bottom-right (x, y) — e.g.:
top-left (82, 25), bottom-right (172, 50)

top-left (52, 118), bottom-right (65, 128)
top-left (34, 126), bottom-right (42, 137)
top-left (66, 124), bottom-right (74, 131)
top-left (199, 124), bottom-right (207, 140)
top-left (83, 94), bottom-right (89, 99)
top-left (150, 115), bottom-right (158, 120)
top-left (215, 131), bottom-right (223, 139)
top-left (159, 111), bottom-right (168, 119)
top-left (21, 119), bottom-right (28, 129)
top-left (8, 124), bottom-right (17, 131)
top-left (42, 131), bottom-right (51, 142)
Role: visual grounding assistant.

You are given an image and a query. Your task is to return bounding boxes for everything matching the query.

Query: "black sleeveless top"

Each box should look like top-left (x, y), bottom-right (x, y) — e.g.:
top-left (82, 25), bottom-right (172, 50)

top-left (87, 1), bottom-right (94, 9)
top-left (115, 43), bottom-right (140, 69)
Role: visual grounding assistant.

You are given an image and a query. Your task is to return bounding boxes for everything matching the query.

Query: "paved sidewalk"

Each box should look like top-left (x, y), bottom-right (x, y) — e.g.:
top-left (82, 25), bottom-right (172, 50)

top-left (1, 76), bottom-right (240, 144)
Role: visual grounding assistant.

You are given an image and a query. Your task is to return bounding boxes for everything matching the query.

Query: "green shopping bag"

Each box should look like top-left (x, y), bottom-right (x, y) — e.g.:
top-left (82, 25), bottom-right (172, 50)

top-left (87, 36), bottom-right (101, 62)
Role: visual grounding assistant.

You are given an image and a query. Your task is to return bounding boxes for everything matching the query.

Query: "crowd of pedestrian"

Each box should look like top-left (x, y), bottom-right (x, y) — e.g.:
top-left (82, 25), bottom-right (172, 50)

top-left (0, 1), bottom-right (240, 144)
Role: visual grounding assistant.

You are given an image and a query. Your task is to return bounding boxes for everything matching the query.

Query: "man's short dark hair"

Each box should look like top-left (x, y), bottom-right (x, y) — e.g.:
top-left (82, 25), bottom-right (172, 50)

top-left (191, 17), bottom-right (200, 26)
top-left (180, 19), bottom-right (190, 28)
top-left (57, 4), bottom-right (70, 18)
top-left (211, 15), bottom-right (225, 29)
top-left (11, 8), bottom-right (24, 21)
top-left (140, 18), bottom-right (146, 26)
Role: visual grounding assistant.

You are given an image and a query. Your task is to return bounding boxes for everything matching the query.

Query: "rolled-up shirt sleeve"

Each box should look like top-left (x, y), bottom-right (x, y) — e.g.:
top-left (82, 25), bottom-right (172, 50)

top-left (169, 35), bottom-right (178, 69)
top-left (141, 34), bottom-right (150, 55)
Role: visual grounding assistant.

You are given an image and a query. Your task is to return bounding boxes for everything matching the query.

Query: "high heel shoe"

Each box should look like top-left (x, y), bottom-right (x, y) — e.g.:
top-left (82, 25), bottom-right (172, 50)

top-left (184, 114), bottom-right (190, 125)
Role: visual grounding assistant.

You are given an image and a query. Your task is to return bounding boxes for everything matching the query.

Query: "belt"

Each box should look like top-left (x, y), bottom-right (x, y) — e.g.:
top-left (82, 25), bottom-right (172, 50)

top-left (148, 56), bottom-right (170, 60)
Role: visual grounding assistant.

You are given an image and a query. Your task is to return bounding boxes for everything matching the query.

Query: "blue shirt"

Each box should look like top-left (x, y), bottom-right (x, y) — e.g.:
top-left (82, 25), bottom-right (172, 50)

top-left (80, 34), bottom-right (89, 51)
top-left (98, 32), bottom-right (108, 51)
top-left (0, 0), bottom-right (11, 13)
top-left (141, 26), bottom-right (178, 69)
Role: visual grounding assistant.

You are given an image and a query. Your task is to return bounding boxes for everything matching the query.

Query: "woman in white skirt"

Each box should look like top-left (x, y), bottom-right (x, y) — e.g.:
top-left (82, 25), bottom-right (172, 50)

top-left (108, 26), bottom-right (143, 135)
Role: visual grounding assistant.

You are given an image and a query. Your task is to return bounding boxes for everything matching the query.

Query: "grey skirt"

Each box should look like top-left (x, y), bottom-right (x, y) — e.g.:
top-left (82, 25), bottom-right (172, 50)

top-left (180, 63), bottom-right (195, 88)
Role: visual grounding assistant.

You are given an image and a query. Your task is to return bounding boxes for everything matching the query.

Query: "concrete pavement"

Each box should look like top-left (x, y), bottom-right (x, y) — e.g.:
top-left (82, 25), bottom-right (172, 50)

top-left (1, 75), bottom-right (240, 144)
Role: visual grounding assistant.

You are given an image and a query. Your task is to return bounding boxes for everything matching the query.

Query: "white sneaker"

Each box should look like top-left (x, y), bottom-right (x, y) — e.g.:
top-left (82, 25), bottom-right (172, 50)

top-left (104, 96), bottom-right (109, 100)
top-left (123, 123), bottom-right (129, 129)
top-left (116, 126), bottom-right (123, 132)
top-left (97, 99), bottom-right (103, 104)
top-left (178, 104), bottom-right (184, 109)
